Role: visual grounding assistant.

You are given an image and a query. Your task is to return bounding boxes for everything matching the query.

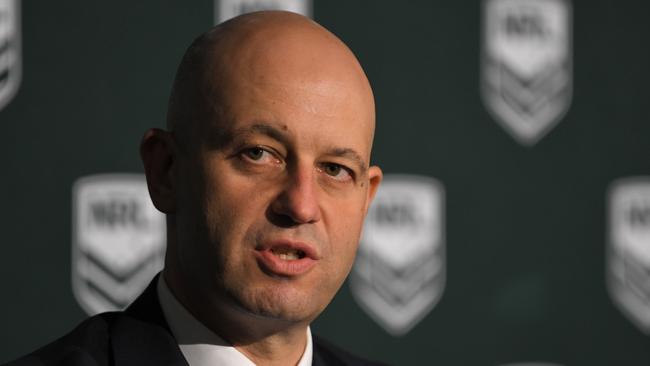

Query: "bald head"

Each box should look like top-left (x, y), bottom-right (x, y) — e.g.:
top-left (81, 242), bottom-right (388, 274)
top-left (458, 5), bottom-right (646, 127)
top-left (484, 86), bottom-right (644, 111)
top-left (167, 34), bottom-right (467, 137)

top-left (166, 11), bottom-right (375, 151)
top-left (141, 13), bottom-right (383, 354)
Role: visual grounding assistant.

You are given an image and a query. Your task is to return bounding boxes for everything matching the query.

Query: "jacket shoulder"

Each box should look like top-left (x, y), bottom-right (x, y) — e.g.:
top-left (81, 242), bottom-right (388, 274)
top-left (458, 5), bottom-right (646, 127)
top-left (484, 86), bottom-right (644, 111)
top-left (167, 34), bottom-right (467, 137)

top-left (4, 313), bottom-right (119, 366)
top-left (312, 335), bottom-right (389, 366)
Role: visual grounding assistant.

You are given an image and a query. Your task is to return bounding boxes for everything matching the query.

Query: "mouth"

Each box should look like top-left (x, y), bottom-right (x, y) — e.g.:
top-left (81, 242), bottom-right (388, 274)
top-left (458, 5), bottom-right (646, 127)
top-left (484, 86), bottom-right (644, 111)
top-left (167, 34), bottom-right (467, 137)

top-left (254, 240), bottom-right (319, 277)
top-left (270, 246), bottom-right (306, 260)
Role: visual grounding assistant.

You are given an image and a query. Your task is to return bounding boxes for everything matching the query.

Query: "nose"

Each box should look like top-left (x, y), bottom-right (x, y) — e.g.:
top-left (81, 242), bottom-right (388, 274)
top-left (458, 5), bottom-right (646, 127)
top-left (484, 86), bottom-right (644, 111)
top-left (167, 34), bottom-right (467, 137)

top-left (270, 166), bottom-right (322, 225)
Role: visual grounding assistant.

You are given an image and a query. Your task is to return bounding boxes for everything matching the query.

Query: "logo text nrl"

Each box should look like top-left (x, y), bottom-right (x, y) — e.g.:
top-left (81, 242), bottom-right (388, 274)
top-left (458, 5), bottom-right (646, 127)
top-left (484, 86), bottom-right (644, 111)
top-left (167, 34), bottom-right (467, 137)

top-left (215, 0), bottom-right (312, 24)
top-left (0, 0), bottom-right (21, 111)
top-left (350, 174), bottom-right (445, 336)
top-left (72, 174), bottom-right (166, 315)
top-left (481, 0), bottom-right (572, 145)
top-left (607, 177), bottom-right (650, 334)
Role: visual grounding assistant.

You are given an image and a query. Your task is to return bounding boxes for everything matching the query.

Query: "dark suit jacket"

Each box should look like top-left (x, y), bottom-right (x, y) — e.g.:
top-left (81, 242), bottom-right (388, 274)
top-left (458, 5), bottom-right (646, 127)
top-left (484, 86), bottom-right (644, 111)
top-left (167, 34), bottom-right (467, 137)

top-left (4, 277), bottom-right (385, 366)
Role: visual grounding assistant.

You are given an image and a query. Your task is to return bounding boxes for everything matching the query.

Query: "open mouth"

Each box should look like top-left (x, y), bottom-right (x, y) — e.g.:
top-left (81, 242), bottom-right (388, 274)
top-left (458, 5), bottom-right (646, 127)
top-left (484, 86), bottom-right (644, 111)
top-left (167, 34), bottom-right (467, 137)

top-left (254, 241), bottom-right (318, 276)
top-left (271, 247), bottom-right (306, 260)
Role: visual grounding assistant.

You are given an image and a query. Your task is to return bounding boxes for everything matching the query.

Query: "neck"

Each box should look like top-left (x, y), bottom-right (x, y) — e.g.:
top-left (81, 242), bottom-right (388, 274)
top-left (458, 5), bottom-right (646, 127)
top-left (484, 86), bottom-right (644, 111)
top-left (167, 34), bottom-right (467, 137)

top-left (162, 269), bottom-right (310, 366)
top-left (234, 327), bottom-right (308, 366)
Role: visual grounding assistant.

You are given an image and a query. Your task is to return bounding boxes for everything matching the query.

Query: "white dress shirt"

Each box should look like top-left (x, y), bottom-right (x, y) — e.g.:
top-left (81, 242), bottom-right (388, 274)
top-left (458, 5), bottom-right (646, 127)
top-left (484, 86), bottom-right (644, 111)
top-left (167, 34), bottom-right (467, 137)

top-left (157, 275), bottom-right (313, 366)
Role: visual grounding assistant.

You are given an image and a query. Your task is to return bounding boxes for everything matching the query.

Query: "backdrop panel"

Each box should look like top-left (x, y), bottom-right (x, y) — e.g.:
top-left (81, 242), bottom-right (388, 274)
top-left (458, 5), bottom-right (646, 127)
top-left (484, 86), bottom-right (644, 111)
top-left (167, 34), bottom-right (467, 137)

top-left (2, 1), bottom-right (650, 365)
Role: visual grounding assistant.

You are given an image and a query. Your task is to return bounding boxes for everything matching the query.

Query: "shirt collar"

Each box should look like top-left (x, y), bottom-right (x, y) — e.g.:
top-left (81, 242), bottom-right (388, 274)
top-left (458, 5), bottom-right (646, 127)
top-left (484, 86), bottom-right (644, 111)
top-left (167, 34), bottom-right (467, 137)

top-left (156, 275), bottom-right (313, 366)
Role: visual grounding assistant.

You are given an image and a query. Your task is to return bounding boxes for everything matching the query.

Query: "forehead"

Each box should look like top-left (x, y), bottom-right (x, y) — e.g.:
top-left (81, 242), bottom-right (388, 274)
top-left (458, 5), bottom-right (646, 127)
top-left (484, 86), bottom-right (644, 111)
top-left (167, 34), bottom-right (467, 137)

top-left (218, 77), bottom-right (373, 159)
top-left (200, 30), bottom-right (375, 156)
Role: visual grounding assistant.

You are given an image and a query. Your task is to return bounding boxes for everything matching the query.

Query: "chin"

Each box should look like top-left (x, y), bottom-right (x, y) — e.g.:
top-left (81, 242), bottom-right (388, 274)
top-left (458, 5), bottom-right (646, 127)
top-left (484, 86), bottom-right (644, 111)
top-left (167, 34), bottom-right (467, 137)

top-left (230, 283), bottom-right (325, 323)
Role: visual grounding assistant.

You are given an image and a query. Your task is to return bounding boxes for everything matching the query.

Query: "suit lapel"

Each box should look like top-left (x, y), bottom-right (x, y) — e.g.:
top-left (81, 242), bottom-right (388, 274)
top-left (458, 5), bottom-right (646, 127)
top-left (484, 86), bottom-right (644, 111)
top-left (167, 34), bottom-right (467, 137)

top-left (312, 336), bottom-right (346, 366)
top-left (110, 274), bottom-right (188, 366)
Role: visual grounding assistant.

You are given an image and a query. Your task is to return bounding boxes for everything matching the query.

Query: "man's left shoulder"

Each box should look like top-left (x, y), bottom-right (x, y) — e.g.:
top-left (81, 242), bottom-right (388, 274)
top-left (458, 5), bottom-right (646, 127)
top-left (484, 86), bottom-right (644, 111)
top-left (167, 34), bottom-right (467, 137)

top-left (312, 335), bottom-right (389, 366)
top-left (3, 312), bottom-right (118, 366)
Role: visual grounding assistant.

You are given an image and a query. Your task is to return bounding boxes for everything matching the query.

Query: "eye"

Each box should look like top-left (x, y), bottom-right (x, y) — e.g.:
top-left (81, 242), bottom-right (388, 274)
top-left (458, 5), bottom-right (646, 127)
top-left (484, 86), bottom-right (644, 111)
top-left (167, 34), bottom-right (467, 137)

top-left (241, 146), bottom-right (280, 164)
top-left (321, 163), bottom-right (353, 181)
top-left (244, 147), bottom-right (266, 161)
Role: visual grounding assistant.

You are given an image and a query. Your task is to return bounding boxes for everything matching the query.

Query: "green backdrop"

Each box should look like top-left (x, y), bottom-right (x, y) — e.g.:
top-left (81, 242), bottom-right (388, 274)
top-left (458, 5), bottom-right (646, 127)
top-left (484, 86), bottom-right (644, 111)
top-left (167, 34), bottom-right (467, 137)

top-left (2, 1), bottom-right (650, 365)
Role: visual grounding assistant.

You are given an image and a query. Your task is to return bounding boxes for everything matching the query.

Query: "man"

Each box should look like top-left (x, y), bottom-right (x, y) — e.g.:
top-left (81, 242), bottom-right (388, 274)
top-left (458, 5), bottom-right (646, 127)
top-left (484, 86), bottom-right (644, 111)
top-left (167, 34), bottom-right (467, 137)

top-left (7, 10), bottom-right (383, 366)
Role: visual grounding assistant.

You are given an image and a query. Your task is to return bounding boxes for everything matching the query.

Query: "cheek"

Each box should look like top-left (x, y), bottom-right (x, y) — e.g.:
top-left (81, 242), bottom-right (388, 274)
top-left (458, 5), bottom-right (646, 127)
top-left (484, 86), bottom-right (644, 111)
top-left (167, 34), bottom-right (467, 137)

top-left (201, 170), bottom-right (270, 255)
top-left (202, 182), bottom-right (243, 247)
top-left (325, 199), bottom-right (366, 271)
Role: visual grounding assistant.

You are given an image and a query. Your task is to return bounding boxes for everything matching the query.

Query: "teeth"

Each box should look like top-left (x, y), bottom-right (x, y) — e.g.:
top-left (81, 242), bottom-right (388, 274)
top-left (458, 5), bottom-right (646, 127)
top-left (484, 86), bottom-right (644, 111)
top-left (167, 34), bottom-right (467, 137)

top-left (277, 252), bottom-right (299, 260)
top-left (271, 248), bottom-right (304, 260)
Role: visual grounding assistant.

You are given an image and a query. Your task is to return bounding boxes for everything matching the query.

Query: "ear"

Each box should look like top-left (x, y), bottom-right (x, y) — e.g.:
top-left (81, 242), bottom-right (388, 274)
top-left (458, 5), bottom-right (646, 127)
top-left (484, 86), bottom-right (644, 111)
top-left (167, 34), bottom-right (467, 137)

top-left (364, 165), bottom-right (383, 213)
top-left (140, 128), bottom-right (176, 214)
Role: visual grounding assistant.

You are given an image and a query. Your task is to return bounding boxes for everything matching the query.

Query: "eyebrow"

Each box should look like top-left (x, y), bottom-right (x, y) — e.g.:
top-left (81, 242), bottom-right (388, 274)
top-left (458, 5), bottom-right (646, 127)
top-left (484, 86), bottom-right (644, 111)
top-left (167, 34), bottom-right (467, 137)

top-left (326, 147), bottom-right (368, 175)
top-left (230, 123), bottom-right (291, 145)
top-left (224, 122), bottom-right (369, 174)
top-left (205, 122), bottom-right (289, 148)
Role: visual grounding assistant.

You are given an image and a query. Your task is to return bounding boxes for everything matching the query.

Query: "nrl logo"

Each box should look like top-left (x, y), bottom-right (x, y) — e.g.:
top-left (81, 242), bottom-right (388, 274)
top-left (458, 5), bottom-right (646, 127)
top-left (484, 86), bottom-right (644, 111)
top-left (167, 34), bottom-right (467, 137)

top-left (607, 177), bottom-right (650, 333)
top-left (72, 174), bottom-right (166, 315)
top-left (215, 0), bottom-right (312, 24)
top-left (350, 174), bottom-right (445, 336)
top-left (481, 0), bottom-right (573, 145)
top-left (0, 0), bottom-right (21, 111)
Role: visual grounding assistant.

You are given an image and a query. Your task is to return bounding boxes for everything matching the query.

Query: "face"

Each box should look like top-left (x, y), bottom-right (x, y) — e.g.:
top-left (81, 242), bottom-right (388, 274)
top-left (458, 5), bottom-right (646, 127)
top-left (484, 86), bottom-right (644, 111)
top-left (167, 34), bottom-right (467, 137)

top-left (170, 45), bottom-right (382, 324)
